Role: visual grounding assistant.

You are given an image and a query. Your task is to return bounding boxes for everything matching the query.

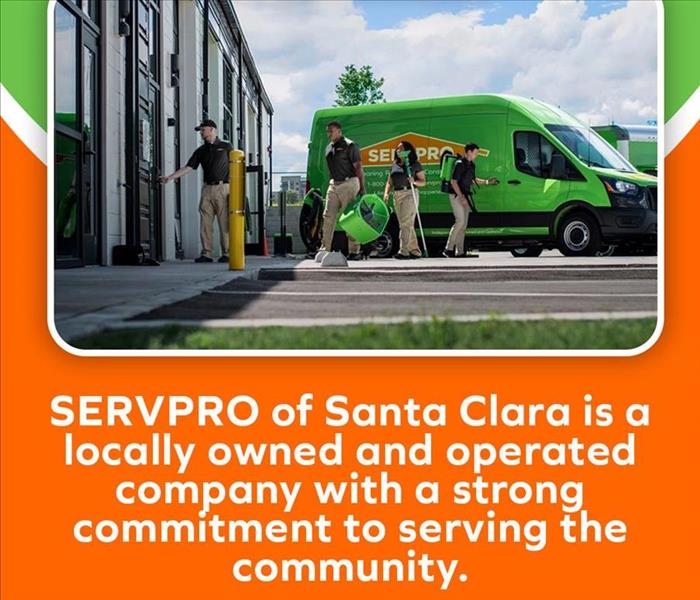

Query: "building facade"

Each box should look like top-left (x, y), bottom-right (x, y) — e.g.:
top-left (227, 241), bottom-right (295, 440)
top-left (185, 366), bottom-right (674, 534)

top-left (54, 0), bottom-right (273, 267)
top-left (280, 175), bottom-right (306, 199)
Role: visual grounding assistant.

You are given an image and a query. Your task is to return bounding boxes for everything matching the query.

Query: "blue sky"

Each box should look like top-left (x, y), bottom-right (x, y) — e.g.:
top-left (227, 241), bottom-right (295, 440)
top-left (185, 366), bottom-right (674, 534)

top-left (354, 0), bottom-right (628, 28)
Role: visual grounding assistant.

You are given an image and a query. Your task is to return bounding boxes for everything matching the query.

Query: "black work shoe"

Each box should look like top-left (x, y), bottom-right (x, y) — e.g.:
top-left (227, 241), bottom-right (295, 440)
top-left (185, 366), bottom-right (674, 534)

top-left (394, 253), bottom-right (410, 260)
top-left (441, 249), bottom-right (454, 258)
top-left (409, 253), bottom-right (422, 259)
top-left (194, 255), bottom-right (213, 263)
top-left (347, 253), bottom-right (364, 261)
top-left (217, 255), bottom-right (229, 263)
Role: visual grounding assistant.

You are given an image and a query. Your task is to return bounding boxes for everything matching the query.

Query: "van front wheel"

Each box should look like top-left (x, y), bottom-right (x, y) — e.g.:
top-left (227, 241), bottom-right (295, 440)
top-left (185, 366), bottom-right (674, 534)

top-left (557, 213), bottom-right (601, 256)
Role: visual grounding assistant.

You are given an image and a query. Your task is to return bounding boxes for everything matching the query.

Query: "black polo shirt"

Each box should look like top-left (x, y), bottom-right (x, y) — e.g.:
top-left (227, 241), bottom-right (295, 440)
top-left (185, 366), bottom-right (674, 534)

top-left (325, 137), bottom-right (361, 182)
top-left (390, 160), bottom-right (424, 190)
top-left (186, 138), bottom-right (233, 183)
top-left (451, 158), bottom-right (476, 195)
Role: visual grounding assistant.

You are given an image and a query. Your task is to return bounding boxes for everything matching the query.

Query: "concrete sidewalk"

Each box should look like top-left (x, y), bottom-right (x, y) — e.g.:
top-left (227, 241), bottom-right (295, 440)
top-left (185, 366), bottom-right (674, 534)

top-left (292, 251), bottom-right (658, 270)
top-left (53, 256), bottom-right (302, 342)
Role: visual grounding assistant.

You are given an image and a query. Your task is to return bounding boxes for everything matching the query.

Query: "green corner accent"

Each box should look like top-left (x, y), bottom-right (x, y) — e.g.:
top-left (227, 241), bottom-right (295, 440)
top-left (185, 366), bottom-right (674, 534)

top-left (0, 0), bottom-right (48, 130)
top-left (664, 0), bottom-right (700, 122)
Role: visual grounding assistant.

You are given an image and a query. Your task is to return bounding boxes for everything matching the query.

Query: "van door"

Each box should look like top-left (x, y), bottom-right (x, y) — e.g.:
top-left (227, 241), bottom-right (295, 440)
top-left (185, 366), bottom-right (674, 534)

top-left (505, 131), bottom-right (572, 237)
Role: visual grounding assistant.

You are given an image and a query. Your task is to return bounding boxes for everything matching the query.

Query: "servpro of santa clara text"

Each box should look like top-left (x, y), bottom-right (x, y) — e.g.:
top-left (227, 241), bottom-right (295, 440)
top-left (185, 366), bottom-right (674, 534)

top-left (50, 393), bottom-right (646, 589)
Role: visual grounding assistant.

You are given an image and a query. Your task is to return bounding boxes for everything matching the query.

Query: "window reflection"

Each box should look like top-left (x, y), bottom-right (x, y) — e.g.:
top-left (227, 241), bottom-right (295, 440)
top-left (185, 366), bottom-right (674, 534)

top-left (55, 4), bottom-right (77, 130)
top-left (83, 46), bottom-right (96, 235)
top-left (83, 47), bottom-right (94, 133)
top-left (149, 6), bottom-right (158, 79)
top-left (55, 134), bottom-right (80, 258)
top-left (83, 0), bottom-right (98, 21)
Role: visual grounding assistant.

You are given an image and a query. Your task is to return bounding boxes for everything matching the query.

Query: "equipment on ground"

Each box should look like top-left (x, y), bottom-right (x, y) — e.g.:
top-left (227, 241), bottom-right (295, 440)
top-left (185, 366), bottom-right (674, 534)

top-left (320, 251), bottom-right (348, 267)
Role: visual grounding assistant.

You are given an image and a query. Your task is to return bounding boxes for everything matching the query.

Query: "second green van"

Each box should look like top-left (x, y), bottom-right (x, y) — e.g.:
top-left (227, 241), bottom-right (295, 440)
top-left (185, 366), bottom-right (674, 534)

top-left (592, 123), bottom-right (658, 177)
top-left (300, 94), bottom-right (658, 257)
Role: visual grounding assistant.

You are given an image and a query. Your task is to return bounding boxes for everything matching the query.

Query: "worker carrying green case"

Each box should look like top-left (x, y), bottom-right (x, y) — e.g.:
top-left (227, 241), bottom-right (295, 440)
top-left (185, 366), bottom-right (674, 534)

top-left (338, 193), bottom-right (390, 244)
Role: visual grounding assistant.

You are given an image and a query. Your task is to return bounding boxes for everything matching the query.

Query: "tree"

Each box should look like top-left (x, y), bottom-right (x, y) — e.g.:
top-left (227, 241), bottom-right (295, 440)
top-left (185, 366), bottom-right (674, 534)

top-left (334, 64), bottom-right (385, 106)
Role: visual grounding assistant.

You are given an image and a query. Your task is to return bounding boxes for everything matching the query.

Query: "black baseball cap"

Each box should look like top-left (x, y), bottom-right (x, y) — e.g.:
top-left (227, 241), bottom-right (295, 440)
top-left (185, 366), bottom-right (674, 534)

top-left (195, 119), bottom-right (217, 130)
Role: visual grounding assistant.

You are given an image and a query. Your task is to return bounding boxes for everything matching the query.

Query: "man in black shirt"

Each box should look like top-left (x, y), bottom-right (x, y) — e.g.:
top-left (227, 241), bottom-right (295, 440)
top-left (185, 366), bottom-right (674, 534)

top-left (159, 119), bottom-right (233, 263)
top-left (318, 121), bottom-right (366, 259)
top-left (445, 142), bottom-right (498, 257)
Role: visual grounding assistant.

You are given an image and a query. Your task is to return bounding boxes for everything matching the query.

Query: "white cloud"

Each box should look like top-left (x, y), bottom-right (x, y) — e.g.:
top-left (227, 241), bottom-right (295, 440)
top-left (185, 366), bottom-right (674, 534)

top-left (234, 0), bottom-right (657, 173)
top-left (273, 131), bottom-right (309, 173)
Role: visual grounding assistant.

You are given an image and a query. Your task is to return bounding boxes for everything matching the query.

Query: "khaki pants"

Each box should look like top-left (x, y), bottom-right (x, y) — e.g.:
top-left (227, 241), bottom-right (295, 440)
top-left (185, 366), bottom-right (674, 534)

top-left (199, 183), bottom-right (229, 258)
top-left (446, 193), bottom-right (472, 254)
top-left (321, 177), bottom-right (361, 254)
top-left (394, 188), bottom-right (420, 256)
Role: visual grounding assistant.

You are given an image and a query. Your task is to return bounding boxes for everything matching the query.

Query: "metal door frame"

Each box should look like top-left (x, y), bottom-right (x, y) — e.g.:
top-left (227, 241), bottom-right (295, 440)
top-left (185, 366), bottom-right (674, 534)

top-left (125, 0), bottom-right (163, 261)
top-left (81, 27), bottom-right (100, 264)
top-left (245, 164), bottom-right (265, 255)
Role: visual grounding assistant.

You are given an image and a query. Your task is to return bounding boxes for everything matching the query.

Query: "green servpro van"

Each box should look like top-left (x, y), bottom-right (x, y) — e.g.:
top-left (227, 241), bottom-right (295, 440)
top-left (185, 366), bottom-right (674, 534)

top-left (592, 124), bottom-right (657, 176)
top-left (300, 94), bottom-right (658, 257)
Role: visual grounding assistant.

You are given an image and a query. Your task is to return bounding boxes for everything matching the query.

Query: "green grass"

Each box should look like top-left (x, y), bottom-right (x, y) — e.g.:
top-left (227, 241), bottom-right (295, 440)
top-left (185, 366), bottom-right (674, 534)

top-left (73, 317), bottom-right (657, 350)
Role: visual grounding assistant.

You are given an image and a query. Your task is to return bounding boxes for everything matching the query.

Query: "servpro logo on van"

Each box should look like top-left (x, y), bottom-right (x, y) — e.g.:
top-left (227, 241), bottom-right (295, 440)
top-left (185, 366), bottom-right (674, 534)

top-left (361, 132), bottom-right (489, 167)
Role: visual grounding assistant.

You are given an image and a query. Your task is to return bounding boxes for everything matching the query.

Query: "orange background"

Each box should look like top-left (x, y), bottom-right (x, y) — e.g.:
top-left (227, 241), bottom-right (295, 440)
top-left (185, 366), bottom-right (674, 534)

top-left (1, 118), bottom-right (699, 598)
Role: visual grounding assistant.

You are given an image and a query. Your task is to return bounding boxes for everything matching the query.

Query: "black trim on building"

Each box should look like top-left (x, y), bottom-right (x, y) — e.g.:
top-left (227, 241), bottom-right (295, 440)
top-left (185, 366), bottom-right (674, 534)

top-left (216, 0), bottom-right (273, 116)
top-left (172, 0), bottom-right (184, 259)
top-left (202, 0), bottom-right (209, 119)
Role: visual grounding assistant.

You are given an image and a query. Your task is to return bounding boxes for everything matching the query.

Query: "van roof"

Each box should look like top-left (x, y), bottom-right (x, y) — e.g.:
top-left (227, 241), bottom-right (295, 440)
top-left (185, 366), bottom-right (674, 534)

top-left (312, 94), bottom-right (585, 128)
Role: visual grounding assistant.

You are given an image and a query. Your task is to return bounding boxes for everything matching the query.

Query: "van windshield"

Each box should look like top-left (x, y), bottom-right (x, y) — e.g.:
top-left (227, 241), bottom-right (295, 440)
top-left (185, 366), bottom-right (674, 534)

top-left (545, 124), bottom-right (636, 172)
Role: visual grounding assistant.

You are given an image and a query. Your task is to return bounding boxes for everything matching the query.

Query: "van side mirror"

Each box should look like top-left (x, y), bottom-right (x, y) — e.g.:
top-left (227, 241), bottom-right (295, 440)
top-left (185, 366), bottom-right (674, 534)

top-left (550, 153), bottom-right (567, 180)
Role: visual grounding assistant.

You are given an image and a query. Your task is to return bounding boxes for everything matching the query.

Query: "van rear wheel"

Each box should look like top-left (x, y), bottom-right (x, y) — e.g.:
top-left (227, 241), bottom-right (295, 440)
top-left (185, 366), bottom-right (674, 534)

top-left (510, 247), bottom-right (543, 258)
top-left (557, 212), bottom-right (601, 256)
top-left (299, 203), bottom-right (322, 252)
top-left (371, 231), bottom-right (395, 258)
top-left (370, 219), bottom-right (399, 259)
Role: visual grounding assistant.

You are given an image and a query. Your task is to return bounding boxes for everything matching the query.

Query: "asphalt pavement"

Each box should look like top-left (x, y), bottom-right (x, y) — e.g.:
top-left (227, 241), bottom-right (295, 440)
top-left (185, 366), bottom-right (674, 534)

top-left (130, 252), bottom-right (658, 327)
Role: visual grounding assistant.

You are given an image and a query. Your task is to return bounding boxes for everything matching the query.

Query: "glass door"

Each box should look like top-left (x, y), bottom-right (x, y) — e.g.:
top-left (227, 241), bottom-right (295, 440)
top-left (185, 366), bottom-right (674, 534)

top-left (54, 0), bottom-right (101, 266)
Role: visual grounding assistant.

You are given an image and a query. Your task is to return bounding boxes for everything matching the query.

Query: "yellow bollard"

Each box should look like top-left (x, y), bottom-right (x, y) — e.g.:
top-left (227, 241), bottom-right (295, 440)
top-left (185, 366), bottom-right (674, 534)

top-left (228, 149), bottom-right (246, 270)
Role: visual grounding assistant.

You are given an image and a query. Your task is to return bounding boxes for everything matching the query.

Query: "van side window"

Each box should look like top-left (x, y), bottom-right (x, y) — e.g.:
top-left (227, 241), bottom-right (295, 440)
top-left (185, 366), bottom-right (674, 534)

top-left (514, 132), bottom-right (543, 176)
top-left (514, 131), bottom-right (583, 180)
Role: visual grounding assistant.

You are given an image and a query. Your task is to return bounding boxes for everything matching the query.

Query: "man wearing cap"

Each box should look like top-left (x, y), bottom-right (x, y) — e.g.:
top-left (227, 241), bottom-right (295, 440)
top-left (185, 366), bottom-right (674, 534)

top-left (159, 119), bottom-right (233, 263)
top-left (318, 120), bottom-right (365, 260)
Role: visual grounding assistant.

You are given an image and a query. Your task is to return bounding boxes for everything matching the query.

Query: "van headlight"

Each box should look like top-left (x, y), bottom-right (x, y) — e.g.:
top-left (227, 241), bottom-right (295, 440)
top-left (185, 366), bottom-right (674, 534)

top-left (599, 176), bottom-right (649, 209)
